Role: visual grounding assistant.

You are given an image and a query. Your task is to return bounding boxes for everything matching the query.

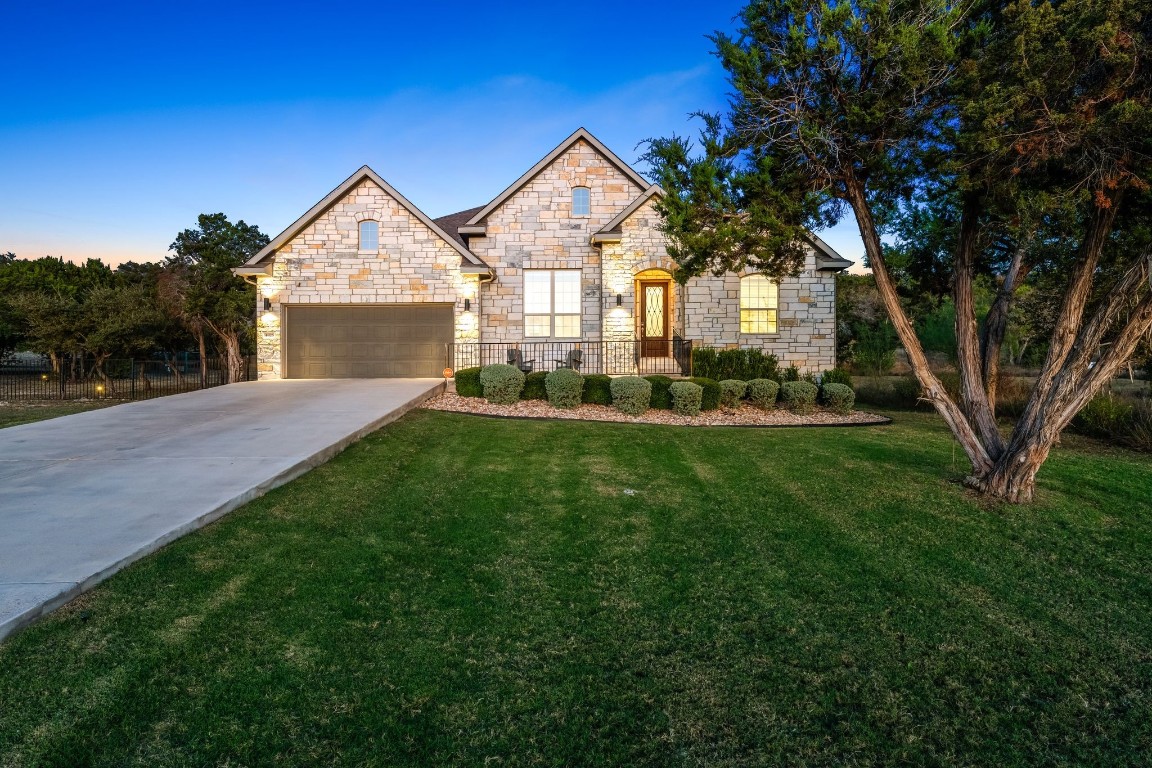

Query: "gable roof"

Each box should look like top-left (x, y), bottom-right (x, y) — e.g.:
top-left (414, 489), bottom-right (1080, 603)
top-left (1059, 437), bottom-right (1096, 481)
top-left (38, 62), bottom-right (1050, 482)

top-left (431, 205), bottom-right (485, 248)
top-left (241, 166), bottom-right (490, 273)
top-left (463, 127), bottom-right (652, 227)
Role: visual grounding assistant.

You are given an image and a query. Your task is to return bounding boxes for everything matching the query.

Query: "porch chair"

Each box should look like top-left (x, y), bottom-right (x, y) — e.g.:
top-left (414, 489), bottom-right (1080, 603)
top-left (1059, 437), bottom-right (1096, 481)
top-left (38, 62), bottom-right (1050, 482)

top-left (553, 349), bottom-right (583, 372)
top-left (507, 348), bottom-right (535, 374)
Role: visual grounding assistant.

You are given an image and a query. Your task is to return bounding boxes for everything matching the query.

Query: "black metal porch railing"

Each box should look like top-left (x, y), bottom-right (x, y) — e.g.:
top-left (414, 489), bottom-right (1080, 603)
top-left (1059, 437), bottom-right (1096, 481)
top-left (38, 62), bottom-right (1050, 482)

top-left (0, 354), bottom-right (257, 402)
top-left (448, 338), bottom-right (693, 377)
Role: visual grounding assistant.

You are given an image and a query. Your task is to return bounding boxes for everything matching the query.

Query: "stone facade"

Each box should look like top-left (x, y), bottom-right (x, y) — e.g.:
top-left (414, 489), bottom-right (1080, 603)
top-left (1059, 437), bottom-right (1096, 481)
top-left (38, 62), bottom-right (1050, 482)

top-left (247, 130), bottom-right (845, 379)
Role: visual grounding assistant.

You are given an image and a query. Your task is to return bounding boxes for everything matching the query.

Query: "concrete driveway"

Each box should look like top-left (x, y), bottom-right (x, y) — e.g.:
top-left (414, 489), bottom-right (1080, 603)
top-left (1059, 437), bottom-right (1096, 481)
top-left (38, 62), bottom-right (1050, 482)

top-left (0, 378), bottom-right (443, 641)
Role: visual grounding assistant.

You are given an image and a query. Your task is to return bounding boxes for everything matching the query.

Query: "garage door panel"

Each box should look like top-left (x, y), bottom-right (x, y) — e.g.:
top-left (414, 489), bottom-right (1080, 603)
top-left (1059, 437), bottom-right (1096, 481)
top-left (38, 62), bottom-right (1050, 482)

top-left (285, 305), bottom-right (453, 378)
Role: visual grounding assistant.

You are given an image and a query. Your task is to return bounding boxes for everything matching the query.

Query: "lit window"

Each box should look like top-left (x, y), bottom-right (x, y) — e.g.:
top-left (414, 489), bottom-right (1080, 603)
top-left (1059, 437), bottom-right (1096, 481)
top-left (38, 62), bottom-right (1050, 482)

top-left (572, 187), bottom-right (590, 216)
top-left (524, 270), bottom-right (581, 338)
top-left (740, 275), bottom-right (778, 333)
top-left (359, 220), bottom-right (379, 251)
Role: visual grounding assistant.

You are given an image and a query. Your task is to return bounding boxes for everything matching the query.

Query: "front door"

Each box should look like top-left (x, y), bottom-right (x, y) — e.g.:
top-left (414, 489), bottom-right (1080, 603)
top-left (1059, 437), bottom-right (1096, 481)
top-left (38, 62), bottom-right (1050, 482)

top-left (640, 281), bottom-right (670, 358)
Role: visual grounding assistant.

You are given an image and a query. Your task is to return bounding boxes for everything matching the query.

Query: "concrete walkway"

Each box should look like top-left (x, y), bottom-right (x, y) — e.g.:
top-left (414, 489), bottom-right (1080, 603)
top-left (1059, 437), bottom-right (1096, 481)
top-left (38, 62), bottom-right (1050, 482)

top-left (0, 378), bottom-right (443, 641)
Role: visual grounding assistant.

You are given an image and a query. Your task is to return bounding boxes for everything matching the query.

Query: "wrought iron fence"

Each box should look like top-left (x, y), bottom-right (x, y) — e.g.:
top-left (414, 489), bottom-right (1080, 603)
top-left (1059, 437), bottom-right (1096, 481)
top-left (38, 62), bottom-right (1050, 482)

top-left (449, 338), bottom-right (692, 377)
top-left (0, 354), bottom-right (257, 402)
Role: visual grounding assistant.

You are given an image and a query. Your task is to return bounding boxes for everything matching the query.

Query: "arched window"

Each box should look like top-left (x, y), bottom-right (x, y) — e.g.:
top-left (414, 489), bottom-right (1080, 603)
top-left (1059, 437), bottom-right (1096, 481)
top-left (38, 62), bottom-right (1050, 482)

top-left (359, 220), bottom-right (379, 251)
top-left (740, 275), bottom-right (779, 333)
top-left (571, 186), bottom-right (590, 217)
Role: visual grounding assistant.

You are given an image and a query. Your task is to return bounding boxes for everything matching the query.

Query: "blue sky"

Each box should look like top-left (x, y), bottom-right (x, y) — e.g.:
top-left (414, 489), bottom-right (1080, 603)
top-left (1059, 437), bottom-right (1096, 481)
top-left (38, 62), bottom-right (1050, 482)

top-left (1, 1), bottom-right (865, 269)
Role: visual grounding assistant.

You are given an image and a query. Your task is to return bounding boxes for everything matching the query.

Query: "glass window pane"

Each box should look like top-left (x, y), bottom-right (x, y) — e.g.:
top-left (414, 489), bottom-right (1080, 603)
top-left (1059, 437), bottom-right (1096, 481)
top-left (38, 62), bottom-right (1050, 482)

top-left (554, 271), bottom-right (582, 313)
top-left (554, 315), bottom-right (581, 338)
top-left (765, 309), bottom-right (778, 334)
top-left (741, 309), bottom-right (766, 334)
top-left (359, 220), bottom-right (378, 251)
top-left (525, 315), bottom-right (551, 337)
top-left (524, 271), bottom-right (551, 314)
top-left (741, 274), bottom-right (774, 310)
top-left (572, 187), bottom-right (590, 216)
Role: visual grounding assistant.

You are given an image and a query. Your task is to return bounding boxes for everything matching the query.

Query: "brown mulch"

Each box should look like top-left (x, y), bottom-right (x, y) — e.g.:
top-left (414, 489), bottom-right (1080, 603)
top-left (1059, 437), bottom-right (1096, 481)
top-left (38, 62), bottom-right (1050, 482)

top-left (423, 392), bottom-right (890, 428)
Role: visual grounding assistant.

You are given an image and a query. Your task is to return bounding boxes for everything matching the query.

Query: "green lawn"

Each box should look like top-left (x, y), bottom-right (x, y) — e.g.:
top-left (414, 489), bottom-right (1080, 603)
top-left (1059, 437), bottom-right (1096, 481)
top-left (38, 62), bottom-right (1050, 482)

top-left (0, 401), bottom-right (113, 429)
top-left (1, 410), bottom-right (1150, 766)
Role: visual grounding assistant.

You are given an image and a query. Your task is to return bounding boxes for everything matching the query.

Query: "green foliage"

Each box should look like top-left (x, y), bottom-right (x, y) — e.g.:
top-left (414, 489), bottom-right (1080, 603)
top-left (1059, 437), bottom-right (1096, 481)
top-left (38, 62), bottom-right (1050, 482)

top-left (853, 322), bottom-right (898, 376)
top-left (821, 383), bottom-right (856, 415)
top-left (719, 379), bottom-right (748, 409)
top-left (545, 368), bottom-right (583, 409)
top-left (454, 367), bottom-right (483, 398)
top-left (610, 376), bottom-right (652, 416)
top-left (479, 364), bottom-right (525, 405)
top-left (691, 347), bottom-right (778, 381)
top-left (747, 378), bottom-right (780, 409)
top-left (688, 377), bottom-right (720, 410)
top-left (821, 368), bottom-right (853, 388)
top-left (1073, 394), bottom-right (1135, 441)
top-left (644, 375), bottom-right (674, 409)
top-left (670, 381), bottom-right (704, 416)
top-left (779, 365), bottom-right (801, 382)
top-left (855, 376), bottom-right (925, 410)
top-left (581, 374), bottom-right (613, 406)
top-left (521, 371), bottom-right (549, 401)
top-left (781, 381), bottom-right (819, 414)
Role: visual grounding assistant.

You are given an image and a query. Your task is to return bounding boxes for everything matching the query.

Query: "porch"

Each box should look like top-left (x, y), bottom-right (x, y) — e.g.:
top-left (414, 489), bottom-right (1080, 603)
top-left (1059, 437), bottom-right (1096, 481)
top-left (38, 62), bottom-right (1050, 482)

top-left (449, 339), bottom-right (692, 377)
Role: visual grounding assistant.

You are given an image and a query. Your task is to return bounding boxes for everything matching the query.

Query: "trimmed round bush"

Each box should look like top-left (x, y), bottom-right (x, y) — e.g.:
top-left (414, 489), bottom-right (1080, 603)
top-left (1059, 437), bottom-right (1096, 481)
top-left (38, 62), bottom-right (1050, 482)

top-left (747, 378), bottom-right (779, 409)
top-left (688, 377), bottom-right (720, 410)
top-left (670, 381), bottom-right (704, 416)
top-left (453, 366), bottom-right (482, 398)
top-left (781, 380), bottom-right (819, 414)
top-left (610, 376), bottom-right (652, 416)
top-left (479, 364), bottom-right (525, 405)
top-left (582, 374), bottom-right (613, 405)
top-left (719, 379), bottom-right (748, 410)
top-left (545, 367), bottom-right (584, 409)
top-left (821, 382), bottom-right (855, 414)
top-left (521, 370), bottom-right (548, 400)
top-left (645, 375), bottom-right (674, 409)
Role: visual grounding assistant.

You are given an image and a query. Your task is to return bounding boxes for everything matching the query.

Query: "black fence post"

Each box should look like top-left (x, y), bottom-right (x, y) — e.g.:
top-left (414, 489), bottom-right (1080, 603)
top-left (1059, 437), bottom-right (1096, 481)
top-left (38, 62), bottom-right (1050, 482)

top-left (130, 360), bottom-right (136, 400)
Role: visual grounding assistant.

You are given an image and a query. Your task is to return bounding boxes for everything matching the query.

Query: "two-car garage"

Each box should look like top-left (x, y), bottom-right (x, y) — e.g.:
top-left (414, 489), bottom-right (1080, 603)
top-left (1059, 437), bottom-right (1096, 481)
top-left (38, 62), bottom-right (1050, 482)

top-left (283, 305), bottom-right (454, 378)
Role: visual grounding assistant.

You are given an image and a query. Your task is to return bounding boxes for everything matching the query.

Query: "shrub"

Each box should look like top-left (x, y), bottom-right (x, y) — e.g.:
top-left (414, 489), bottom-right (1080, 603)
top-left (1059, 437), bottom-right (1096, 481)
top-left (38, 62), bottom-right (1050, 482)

top-left (645, 375), bottom-right (674, 409)
top-left (779, 365), bottom-right (801, 383)
top-left (454, 366), bottom-right (482, 398)
top-left (821, 367), bottom-right (853, 388)
top-left (853, 321), bottom-right (898, 376)
top-left (691, 347), bottom-right (778, 381)
top-left (1072, 392), bottom-right (1135, 440)
top-left (854, 375), bottom-right (923, 409)
top-left (610, 376), bottom-right (652, 416)
top-left (747, 378), bottom-right (780, 409)
top-left (821, 382), bottom-right (855, 414)
top-left (719, 379), bottom-right (748, 410)
top-left (479, 364), bottom-right (524, 405)
top-left (670, 381), bottom-right (704, 416)
top-left (781, 380), bottom-right (819, 414)
top-left (688, 377), bottom-right (720, 410)
top-left (521, 370), bottom-right (548, 400)
top-left (582, 374), bottom-right (613, 405)
top-left (545, 367), bottom-right (583, 409)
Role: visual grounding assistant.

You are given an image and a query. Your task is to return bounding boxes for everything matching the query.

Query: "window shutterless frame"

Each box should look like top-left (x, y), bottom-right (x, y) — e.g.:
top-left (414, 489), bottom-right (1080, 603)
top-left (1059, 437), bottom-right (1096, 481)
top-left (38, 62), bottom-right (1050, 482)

top-left (739, 274), bottom-right (779, 334)
top-left (524, 269), bottom-right (581, 339)
top-left (359, 220), bottom-right (379, 251)
top-left (571, 187), bottom-right (590, 217)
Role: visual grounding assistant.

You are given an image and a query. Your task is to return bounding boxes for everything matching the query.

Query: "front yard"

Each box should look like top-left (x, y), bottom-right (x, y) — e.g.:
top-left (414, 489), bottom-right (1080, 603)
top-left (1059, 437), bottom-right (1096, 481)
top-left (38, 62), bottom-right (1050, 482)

top-left (1, 410), bottom-right (1150, 765)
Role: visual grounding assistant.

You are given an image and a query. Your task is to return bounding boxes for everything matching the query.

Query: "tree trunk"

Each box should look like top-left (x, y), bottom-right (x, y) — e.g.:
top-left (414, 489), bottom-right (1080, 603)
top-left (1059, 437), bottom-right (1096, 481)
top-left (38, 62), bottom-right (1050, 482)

top-left (222, 333), bottom-right (244, 384)
top-left (197, 329), bottom-right (208, 389)
top-left (966, 437), bottom-right (1055, 504)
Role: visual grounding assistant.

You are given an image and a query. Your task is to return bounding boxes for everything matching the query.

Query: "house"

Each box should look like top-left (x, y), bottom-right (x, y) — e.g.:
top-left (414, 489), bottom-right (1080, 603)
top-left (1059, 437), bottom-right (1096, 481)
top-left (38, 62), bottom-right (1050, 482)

top-left (234, 128), bottom-right (851, 379)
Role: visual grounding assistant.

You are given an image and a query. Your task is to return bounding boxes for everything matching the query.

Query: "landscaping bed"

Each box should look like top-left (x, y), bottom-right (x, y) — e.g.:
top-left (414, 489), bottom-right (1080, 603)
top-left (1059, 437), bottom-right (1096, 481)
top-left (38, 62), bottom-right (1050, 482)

top-left (426, 391), bottom-right (888, 427)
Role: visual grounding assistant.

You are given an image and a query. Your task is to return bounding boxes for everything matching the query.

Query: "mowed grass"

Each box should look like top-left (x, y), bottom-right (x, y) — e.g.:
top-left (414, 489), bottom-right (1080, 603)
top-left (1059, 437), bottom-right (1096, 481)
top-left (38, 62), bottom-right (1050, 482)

top-left (0, 401), bottom-right (113, 429)
top-left (1, 410), bottom-right (1150, 766)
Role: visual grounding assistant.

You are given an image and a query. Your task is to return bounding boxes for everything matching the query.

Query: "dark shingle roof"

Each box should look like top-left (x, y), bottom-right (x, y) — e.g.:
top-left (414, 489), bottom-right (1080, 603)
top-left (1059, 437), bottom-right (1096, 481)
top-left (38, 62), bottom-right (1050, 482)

top-left (432, 205), bottom-right (486, 247)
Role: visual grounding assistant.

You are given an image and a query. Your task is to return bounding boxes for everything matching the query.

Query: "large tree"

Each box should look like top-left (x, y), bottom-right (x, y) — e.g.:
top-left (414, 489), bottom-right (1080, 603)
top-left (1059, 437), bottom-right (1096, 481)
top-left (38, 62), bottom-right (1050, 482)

top-left (644, 0), bottom-right (1151, 502)
top-left (165, 213), bottom-right (268, 384)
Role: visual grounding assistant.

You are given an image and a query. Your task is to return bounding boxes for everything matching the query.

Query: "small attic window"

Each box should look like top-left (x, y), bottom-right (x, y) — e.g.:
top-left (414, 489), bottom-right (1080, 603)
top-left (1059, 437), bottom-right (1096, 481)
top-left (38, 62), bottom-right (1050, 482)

top-left (572, 187), bottom-right (590, 217)
top-left (359, 220), bottom-right (379, 251)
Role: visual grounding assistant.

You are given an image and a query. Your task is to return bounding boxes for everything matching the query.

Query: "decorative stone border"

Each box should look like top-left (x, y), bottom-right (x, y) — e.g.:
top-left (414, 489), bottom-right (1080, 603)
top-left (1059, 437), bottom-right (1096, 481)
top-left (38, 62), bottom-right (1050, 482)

top-left (423, 393), bottom-right (891, 428)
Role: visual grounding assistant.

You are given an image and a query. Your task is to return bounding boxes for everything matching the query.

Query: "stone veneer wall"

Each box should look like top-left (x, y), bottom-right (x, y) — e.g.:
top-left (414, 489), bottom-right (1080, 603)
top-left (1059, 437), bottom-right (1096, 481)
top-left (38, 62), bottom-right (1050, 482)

top-left (682, 249), bottom-right (837, 372)
top-left (255, 178), bottom-right (477, 380)
top-left (600, 198), bottom-right (683, 344)
top-left (470, 139), bottom-right (646, 347)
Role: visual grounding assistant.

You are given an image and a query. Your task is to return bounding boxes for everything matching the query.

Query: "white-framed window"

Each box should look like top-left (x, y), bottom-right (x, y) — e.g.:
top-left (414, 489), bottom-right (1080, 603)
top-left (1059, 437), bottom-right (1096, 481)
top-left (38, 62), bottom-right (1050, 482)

top-left (359, 220), bottom-right (379, 251)
top-left (740, 274), bottom-right (779, 333)
top-left (571, 186), bottom-right (590, 217)
top-left (524, 269), bottom-right (581, 338)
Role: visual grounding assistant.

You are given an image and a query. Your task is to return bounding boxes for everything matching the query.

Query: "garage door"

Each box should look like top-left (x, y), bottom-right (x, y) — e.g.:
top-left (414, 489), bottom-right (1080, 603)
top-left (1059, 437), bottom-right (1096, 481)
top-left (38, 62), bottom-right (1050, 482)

top-left (285, 304), bottom-right (453, 378)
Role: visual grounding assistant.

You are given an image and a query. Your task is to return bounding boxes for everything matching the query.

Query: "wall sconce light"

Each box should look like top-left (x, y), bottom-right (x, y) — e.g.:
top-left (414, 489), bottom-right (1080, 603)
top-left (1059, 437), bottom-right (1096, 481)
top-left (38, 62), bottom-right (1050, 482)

top-left (263, 297), bottom-right (272, 311)
top-left (616, 293), bottom-right (622, 306)
top-left (464, 298), bottom-right (471, 311)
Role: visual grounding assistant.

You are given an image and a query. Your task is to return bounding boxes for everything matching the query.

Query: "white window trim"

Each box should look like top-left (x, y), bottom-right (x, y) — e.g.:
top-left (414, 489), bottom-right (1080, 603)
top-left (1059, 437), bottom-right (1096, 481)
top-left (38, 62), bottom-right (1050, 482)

top-left (571, 186), bottom-right (590, 217)
top-left (739, 274), bottom-right (779, 335)
top-left (358, 220), bottom-right (379, 253)
top-left (524, 269), bottom-right (582, 340)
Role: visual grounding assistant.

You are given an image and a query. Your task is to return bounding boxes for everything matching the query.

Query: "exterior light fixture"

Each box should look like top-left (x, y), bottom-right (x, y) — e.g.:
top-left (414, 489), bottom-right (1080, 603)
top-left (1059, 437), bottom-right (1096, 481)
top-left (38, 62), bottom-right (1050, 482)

top-left (616, 293), bottom-right (623, 306)
top-left (263, 297), bottom-right (272, 311)
top-left (464, 298), bottom-right (471, 311)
